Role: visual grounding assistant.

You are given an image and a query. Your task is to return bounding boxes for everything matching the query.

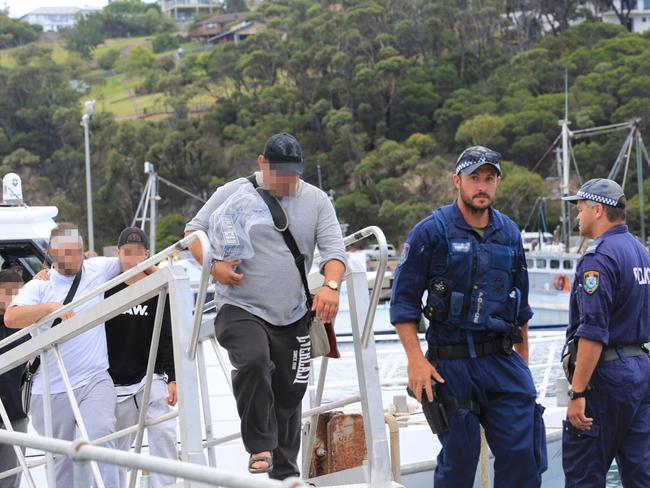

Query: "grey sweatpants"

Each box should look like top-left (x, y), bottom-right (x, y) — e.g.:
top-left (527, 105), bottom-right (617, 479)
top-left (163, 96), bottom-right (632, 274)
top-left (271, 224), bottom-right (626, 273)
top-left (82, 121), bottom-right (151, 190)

top-left (31, 371), bottom-right (118, 488)
top-left (0, 417), bottom-right (28, 488)
top-left (115, 377), bottom-right (178, 487)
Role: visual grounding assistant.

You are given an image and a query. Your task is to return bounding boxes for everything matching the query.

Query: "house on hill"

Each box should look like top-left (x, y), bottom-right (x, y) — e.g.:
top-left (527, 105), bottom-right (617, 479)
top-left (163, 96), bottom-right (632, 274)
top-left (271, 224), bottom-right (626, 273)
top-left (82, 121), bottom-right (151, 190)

top-left (190, 12), bottom-right (248, 42)
top-left (600, 0), bottom-right (650, 33)
top-left (159, 0), bottom-right (221, 21)
top-left (207, 20), bottom-right (263, 44)
top-left (20, 6), bottom-right (98, 32)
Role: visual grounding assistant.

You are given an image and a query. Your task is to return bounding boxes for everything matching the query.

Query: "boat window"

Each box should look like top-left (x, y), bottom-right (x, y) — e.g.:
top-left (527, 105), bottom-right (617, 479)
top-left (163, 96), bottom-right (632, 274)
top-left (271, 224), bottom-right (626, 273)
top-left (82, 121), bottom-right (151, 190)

top-left (536, 259), bottom-right (546, 268)
top-left (550, 259), bottom-right (560, 269)
top-left (526, 259), bottom-right (534, 269)
top-left (563, 260), bottom-right (573, 270)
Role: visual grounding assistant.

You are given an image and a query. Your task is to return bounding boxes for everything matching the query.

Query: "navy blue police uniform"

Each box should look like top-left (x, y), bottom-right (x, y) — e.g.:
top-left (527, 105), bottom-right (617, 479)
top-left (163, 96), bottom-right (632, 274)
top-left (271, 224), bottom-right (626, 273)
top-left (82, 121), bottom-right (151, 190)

top-left (390, 146), bottom-right (547, 488)
top-left (562, 180), bottom-right (650, 487)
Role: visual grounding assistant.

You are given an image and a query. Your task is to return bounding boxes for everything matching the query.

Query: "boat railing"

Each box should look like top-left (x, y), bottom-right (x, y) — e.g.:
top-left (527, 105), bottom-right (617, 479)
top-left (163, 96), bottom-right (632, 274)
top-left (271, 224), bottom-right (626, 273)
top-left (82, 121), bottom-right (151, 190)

top-left (189, 226), bottom-right (400, 486)
top-left (0, 227), bottom-right (402, 487)
top-left (0, 231), bottom-right (315, 487)
top-left (0, 428), bottom-right (306, 488)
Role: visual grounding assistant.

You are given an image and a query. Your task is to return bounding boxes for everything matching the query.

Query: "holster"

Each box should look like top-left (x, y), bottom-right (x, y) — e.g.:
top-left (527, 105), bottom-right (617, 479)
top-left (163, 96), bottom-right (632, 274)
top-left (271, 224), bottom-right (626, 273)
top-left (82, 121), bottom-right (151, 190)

top-left (407, 382), bottom-right (480, 435)
top-left (421, 398), bottom-right (450, 434)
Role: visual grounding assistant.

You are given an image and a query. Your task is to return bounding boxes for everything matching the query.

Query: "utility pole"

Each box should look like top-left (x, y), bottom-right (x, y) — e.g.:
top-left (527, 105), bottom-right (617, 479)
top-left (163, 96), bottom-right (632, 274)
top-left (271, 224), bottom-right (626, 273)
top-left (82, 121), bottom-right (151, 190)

top-left (81, 100), bottom-right (96, 253)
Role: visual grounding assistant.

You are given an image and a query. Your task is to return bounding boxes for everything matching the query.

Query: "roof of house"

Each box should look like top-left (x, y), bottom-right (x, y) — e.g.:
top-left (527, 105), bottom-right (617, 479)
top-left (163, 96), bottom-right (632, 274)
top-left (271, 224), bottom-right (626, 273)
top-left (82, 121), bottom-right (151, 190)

top-left (23, 7), bottom-right (83, 16)
top-left (208, 20), bottom-right (257, 42)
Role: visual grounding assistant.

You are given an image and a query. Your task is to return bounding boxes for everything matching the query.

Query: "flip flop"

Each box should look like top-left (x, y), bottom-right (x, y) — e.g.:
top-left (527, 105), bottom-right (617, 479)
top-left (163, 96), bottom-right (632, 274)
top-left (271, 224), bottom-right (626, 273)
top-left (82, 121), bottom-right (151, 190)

top-left (248, 453), bottom-right (273, 474)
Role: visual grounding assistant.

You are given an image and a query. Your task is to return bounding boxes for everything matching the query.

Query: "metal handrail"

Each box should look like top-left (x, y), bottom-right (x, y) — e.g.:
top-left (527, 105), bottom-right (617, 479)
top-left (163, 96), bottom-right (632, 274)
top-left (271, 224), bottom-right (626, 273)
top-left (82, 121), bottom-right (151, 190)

top-left (203, 394), bottom-right (362, 449)
top-left (0, 231), bottom-right (211, 352)
top-left (0, 410), bottom-right (181, 480)
top-left (0, 430), bottom-right (308, 488)
top-left (340, 226), bottom-right (389, 347)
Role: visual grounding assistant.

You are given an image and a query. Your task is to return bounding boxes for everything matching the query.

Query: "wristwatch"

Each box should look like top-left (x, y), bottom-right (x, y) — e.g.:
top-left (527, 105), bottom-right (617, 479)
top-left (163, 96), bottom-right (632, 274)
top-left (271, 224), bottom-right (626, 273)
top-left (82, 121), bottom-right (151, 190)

top-left (324, 280), bottom-right (339, 292)
top-left (567, 388), bottom-right (588, 400)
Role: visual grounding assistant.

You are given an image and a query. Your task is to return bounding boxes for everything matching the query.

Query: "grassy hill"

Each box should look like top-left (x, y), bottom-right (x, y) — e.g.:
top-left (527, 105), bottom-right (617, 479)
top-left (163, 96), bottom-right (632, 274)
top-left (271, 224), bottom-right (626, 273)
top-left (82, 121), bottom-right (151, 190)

top-left (0, 35), bottom-right (209, 120)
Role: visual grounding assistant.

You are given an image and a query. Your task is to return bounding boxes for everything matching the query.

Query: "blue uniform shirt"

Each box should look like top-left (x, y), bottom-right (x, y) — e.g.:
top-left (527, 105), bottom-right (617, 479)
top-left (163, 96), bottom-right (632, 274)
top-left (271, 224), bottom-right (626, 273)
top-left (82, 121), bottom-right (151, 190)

top-left (390, 201), bottom-right (533, 345)
top-left (567, 224), bottom-right (650, 346)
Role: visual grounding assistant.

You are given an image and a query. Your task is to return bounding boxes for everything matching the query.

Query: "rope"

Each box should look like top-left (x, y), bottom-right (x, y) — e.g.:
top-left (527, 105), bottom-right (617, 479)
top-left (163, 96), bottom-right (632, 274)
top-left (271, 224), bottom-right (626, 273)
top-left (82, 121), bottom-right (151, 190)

top-left (158, 176), bottom-right (207, 203)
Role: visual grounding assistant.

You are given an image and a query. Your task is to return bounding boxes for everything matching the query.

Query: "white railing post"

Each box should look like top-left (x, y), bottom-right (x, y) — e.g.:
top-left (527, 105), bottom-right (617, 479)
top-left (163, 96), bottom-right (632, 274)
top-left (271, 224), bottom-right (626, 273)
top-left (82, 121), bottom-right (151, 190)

top-left (167, 265), bottom-right (208, 486)
top-left (40, 351), bottom-right (57, 487)
top-left (347, 252), bottom-right (394, 486)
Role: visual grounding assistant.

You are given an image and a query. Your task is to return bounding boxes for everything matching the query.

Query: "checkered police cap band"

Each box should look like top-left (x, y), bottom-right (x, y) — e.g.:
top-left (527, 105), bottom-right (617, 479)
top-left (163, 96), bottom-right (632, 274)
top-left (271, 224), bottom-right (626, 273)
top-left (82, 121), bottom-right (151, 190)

top-left (577, 190), bottom-right (621, 208)
top-left (455, 146), bottom-right (501, 175)
top-left (455, 157), bottom-right (488, 174)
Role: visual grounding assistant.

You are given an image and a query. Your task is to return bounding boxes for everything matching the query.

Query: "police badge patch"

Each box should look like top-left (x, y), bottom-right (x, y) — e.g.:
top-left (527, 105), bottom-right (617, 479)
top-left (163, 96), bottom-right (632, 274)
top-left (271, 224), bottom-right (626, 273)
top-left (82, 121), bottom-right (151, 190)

top-left (398, 243), bottom-right (410, 266)
top-left (583, 270), bottom-right (600, 294)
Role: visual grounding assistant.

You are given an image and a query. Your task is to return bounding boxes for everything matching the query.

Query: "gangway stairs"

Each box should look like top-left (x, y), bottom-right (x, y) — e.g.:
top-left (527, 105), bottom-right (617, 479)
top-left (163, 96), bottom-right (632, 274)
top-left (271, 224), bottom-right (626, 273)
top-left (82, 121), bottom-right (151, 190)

top-left (0, 228), bottom-right (403, 488)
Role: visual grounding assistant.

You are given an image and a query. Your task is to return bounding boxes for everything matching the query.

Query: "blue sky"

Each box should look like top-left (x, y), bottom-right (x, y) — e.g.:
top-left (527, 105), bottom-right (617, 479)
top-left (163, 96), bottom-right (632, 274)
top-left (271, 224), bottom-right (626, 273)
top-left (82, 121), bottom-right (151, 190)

top-left (6, 1), bottom-right (157, 18)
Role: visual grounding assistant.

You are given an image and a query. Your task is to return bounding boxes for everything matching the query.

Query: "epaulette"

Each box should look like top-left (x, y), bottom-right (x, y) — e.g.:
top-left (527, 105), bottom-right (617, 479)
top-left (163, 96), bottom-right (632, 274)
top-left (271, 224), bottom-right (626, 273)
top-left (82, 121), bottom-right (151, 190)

top-left (584, 239), bottom-right (602, 255)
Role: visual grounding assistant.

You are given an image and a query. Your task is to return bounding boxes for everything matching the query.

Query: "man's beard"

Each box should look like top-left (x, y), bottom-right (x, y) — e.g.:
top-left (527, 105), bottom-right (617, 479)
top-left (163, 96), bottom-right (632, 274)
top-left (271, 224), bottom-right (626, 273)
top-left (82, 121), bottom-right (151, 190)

top-left (459, 187), bottom-right (491, 215)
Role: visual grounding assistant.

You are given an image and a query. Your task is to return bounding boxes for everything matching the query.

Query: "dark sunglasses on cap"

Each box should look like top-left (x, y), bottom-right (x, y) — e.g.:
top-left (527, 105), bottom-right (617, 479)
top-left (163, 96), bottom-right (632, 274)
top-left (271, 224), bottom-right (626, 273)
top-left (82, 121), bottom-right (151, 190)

top-left (457, 147), bottom-right (502, 165)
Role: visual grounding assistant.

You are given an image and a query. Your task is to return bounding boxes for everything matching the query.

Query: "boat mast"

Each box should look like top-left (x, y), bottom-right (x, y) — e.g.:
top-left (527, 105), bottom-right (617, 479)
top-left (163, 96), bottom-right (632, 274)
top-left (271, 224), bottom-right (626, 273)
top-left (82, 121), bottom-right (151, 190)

top-left (560, 71), bottom-right (571, 253)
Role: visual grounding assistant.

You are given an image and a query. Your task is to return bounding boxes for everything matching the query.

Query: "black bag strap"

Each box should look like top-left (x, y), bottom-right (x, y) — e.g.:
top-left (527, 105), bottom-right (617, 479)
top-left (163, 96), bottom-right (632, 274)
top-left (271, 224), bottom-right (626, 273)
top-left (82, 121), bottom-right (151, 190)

top-left (246, 174), bottom-right (313, 309)
top-left (28, 267), bottom-right (83, 375)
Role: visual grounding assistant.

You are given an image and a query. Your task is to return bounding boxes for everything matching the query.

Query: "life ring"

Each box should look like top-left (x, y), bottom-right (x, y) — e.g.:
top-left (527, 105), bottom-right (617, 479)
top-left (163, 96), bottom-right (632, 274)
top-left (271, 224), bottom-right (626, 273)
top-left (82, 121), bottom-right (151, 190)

top-left (553, 273), bottom-right (570, 292)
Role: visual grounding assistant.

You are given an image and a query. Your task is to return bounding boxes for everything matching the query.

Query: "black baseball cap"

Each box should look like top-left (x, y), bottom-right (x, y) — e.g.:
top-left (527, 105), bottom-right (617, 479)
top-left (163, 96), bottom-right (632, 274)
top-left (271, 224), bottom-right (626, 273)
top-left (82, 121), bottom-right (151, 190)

top-left (117, 227), bottom-right (149, 248)
top-left (562, 178), bottom-right (626, 208)
top-left (455, 146), bottom-right (502, 176)
top-left (262, 132), bottom-right (304, 174)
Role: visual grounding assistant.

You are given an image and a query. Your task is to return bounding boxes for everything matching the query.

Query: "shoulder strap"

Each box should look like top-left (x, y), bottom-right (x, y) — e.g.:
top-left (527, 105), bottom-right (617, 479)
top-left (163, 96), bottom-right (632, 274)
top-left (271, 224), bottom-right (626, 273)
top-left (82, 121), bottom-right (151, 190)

top-left (247, 174), bottom-right (312, 309)
top-left (28, 267), bottom-right (83, 375)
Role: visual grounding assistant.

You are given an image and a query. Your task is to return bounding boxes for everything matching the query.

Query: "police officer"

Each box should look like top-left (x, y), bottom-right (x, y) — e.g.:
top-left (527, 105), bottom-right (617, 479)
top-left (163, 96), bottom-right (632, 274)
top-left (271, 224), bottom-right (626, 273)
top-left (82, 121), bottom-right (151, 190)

top-left (561, 179), bottom-right (650, 487)
top-left (390, 146), bottom-right (547, 487)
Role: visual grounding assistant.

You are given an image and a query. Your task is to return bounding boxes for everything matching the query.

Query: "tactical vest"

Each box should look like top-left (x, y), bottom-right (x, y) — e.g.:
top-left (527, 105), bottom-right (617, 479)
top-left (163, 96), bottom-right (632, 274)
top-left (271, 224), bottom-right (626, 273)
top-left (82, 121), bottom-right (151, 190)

top-left (423, 205), bottom-right (521, 334)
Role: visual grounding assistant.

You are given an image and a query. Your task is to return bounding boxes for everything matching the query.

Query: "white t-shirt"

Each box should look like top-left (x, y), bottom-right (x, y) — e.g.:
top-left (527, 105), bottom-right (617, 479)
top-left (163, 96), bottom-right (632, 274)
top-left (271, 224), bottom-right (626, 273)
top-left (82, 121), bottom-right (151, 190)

top-left (11, 257), bottom-right (122, 394)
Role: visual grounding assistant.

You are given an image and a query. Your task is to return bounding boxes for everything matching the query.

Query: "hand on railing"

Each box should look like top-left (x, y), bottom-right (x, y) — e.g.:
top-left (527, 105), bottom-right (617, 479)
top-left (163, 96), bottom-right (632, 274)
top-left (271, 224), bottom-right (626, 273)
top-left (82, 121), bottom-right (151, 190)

top-left (47, 303), bottom-right (75, 321)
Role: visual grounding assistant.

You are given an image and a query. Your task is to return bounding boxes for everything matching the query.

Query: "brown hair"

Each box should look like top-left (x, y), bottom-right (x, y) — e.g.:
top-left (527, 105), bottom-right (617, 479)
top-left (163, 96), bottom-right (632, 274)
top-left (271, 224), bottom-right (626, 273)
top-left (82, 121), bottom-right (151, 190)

top-left (0, 269), bottom-right (23, 285)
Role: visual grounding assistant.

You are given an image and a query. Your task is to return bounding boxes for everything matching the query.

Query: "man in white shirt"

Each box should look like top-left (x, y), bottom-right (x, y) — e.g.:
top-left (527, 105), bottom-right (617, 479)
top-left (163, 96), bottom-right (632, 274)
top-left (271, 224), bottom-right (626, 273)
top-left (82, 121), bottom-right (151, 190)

top-left (5, 223), bottom-right (122, 487)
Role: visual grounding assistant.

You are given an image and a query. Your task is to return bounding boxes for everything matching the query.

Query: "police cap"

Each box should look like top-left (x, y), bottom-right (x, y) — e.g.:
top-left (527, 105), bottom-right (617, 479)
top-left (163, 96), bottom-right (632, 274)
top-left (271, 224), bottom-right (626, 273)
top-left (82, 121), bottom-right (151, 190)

top-left (562, 178), bottom-right (626, 208)
top-left (455, 146), bottom-right (502, 176)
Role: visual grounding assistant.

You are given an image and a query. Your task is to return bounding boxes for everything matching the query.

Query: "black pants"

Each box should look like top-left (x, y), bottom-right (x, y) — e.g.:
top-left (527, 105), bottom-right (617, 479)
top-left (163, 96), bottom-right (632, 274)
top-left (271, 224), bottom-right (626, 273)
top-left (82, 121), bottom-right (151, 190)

top-left (214, 304), bottom-right (311, 480)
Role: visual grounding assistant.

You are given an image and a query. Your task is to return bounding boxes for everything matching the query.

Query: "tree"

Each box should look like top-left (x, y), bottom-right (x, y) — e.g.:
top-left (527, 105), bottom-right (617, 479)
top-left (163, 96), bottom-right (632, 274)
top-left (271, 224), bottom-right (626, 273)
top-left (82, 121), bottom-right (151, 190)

top-left (157, 213), bottom-right (187, 249)
top-left (96, 48), bottom-right (120, 70)
top-left (124, 46), bottom-right (155, 75)
top-left (592, 1), bottom-right (636, 30)
top-left (63, 14), bottom-right (103, 59)
top-left (224, 0), bottom-right (248, 13)
top-left (494, 161), bottom-right (546, 225)
top-left (152, 33), bottom-right (181, 53)
top-left (0, 14), bottom-right (42, 48)
top-left (455, 114), bottom-right (506, 147)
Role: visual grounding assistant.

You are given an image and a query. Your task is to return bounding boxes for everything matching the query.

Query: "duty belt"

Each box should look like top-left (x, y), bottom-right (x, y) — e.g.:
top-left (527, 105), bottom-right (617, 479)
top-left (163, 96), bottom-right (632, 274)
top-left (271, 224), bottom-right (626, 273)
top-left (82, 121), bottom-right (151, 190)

top-left (600, 343), bottom-right (650, 363)
top-left (427, 335), bottom-right (519, 361)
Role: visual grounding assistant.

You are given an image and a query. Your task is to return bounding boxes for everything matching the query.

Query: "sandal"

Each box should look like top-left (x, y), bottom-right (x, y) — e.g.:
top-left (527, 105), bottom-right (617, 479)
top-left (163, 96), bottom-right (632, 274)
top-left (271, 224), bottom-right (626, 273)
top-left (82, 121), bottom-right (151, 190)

top-left (248, 453), bottom-right (273, 474)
